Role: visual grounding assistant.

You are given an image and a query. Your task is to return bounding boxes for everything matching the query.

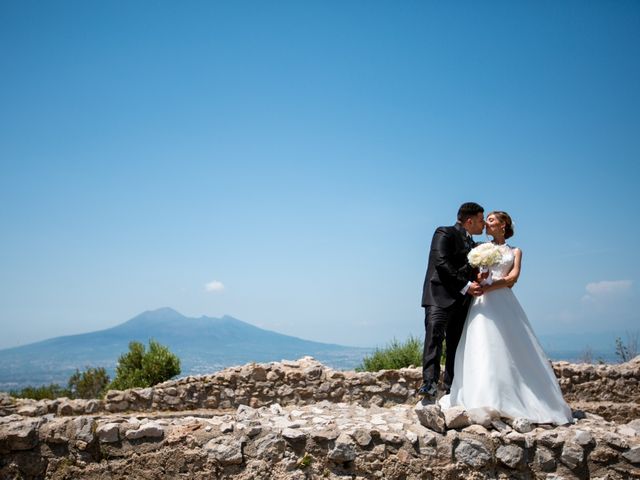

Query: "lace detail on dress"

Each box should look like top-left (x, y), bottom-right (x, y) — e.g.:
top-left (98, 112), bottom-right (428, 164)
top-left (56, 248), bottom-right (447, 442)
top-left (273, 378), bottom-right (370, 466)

top-left (489, 244), bottom-right (515, 280)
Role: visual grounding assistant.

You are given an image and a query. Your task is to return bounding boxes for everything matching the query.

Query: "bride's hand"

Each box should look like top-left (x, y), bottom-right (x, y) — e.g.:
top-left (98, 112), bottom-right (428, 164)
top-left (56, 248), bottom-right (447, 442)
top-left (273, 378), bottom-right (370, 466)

top-left (477, 271), bottom-right (490, 283)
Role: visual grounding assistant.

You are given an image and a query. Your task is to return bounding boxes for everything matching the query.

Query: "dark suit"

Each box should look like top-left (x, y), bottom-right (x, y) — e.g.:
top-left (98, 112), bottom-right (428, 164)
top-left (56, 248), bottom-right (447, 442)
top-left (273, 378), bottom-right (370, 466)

top-left (421, 223), bottom-right (477, 388)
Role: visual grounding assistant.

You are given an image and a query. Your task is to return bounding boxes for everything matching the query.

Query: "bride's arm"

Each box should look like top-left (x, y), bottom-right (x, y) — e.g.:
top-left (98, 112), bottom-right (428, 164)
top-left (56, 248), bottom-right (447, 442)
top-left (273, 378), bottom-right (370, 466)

top-left (483, 249), bottom-right (522, 293)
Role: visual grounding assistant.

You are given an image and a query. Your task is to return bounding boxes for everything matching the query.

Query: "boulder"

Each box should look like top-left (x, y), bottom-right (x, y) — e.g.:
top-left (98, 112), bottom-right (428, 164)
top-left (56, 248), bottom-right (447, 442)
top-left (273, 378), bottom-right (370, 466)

top-left (443, 406), bottom-right (470, 430)
top-left (414, 400), bottom-right (446, 433)
top-left (125, 421), bottom-right (165, 440)
top-left (96, 422), bottom-right (120, 443)
top-left (454, 438), bottom-right (492, 467)
top-left (328, 433), bottom-right (357, 462)
top-left (205, 437), bottom-right (244, 465)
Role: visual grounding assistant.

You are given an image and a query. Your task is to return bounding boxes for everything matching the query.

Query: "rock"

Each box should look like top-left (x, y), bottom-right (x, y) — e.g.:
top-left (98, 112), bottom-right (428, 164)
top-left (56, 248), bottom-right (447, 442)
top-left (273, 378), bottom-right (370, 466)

top-left (17, 404), bottom-right (46, 417)
top-left (125, 421), bottom-right (165, 440)
top-left (604, 432), bottom-right (629, 449)
top-left (329, 433), bottom-right (357, 463)
top-left (535, 446), bottom-right (557, 472)
top-left (463, 424), bottom-right (490, 436)
top-left (313, 429), bottom-right (340, 442)
top-left (220, 421), bottom-right (234, 433)
top-left (0, 418), bottom-right (39, 451)
top-left (390, 383), bottom-right (408, 397)
top-left (414, 400), bottom-right (446, 433)
top-left (444, 406), bottom-right (470, 430)
top-left (57, 399), bottom-right (75, 416)
top-left (84, 400), bottom-right (102, 414)
top-left (491, 419), bottom-right (511, 432)
top-left (625, 419), bottom-right (640, 435)
top-left (270, 404), bottom-right (284, 415)
top-left (573, 429), bottom-right (594, 446)
top-left (254, 434), bottom-right (285, 460)
top-left (96, 423), bottom-right (120, 443)
top-left (72, 417), bottom-right (95, 446)
top-left (617, 425), bottom-right (638, 437)
top-left (282, 428), bottom-right (307, 442)
top-left (454, 438), bottom-right (492, 467)
top-left (505, 431), bottom-right (526, 445)
top-left (39, 418), bottom-right (70, 445)
top-left (496, 444), bottom-right (524, 468)
top-left (560, 442), bottom-right (584, 470)
top-left (236, 404), bottom-right (258, 421)
top-left (205, 437), bottom-right (244, 465)
top-left (352, 428), bottom-right (372, 447)
top-left (236, 421), bottom-right (262, 438)
top-left (538, 430), bottom-right (564, 449)
top-left (379, 432), bottom-right (404, 445)
top-left (511, 417), bottom-right (533, 433)
top-left (623, 446), bottom-right (640, 465)
top-left (405, 430), bottom-right (418, 446)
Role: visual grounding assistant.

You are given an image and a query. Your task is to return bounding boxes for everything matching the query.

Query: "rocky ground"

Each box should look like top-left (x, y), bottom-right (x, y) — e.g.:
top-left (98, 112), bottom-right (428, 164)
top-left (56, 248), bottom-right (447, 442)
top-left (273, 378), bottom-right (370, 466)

top-left (1, 357), bottom-right (639, 479)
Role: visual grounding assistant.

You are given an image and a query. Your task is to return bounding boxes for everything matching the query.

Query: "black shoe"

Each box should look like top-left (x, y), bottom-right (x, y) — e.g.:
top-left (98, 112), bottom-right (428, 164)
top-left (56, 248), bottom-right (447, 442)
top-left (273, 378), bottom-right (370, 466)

top-left (417, 383), bottom-right (438, 397)
top-left (443, 384), bottom-right (451, 395)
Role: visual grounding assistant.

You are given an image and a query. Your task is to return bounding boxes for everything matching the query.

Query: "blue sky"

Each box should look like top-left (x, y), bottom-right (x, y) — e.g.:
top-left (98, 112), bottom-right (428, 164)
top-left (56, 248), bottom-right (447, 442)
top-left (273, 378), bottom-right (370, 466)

top-left (1, 1), bottom-right (639, 353)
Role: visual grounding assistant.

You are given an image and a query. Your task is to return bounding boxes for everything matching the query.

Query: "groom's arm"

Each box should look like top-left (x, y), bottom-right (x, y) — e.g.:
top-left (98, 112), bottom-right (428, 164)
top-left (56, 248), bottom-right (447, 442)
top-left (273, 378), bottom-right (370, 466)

top-left (430, 227), bottom-right (472, 293)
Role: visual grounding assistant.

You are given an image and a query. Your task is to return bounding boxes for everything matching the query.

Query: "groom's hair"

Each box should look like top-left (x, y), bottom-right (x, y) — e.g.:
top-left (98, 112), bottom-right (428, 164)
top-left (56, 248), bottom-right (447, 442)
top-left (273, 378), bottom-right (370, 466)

top-left (457, 202), bottom-right (484, 223)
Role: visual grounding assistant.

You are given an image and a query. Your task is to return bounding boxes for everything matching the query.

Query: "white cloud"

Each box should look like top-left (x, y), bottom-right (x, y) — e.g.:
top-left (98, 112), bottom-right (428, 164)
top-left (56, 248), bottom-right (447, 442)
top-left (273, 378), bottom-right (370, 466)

top-left (205, 280), bottom-right (225, 293)
top-left (582, 280), bottom-right (632, 303)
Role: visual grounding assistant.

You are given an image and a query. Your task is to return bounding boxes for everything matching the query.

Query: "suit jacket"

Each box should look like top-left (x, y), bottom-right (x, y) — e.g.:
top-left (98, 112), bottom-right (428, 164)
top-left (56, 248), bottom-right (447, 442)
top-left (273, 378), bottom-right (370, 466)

top-left (421, 223), bottom-right (477, 308)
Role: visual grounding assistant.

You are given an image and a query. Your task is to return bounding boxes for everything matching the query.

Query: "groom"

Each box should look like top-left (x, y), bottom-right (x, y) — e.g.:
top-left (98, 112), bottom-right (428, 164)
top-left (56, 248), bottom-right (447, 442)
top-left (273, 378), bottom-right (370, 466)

top-left (418, 202), bottom-right (486, 398)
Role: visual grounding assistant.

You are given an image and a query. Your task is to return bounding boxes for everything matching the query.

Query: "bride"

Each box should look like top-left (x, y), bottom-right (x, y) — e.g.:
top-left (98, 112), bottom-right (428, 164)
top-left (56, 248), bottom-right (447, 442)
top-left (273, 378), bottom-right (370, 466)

top-left (438, 211), bottom-right (573, 425)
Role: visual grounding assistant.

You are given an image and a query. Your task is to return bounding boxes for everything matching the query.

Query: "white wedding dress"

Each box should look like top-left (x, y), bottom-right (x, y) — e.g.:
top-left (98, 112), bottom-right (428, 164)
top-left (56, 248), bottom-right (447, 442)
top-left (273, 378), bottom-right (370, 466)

top-left (439, 244), bottom-right (573, 425)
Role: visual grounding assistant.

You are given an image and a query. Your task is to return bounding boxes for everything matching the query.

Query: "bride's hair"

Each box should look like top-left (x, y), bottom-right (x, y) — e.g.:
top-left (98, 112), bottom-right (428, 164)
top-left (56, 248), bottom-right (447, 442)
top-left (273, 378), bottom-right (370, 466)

top-left (489, 211), bottom-right (514, 239)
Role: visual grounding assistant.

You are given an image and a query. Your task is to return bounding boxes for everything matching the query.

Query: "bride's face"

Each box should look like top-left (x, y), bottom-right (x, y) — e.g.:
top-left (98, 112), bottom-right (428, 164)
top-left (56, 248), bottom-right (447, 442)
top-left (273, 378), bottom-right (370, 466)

top-left (485, 214), bottom-right (504, 238)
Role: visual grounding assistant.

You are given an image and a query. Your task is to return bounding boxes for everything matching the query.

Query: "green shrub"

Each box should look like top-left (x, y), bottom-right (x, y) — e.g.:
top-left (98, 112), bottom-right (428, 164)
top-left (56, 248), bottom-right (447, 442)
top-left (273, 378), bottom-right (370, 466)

top-left (108, 339), bottom-right (181, 390)
top-left (10, 383), bottom-right (71, 400)
top-left (356, 336), bottom-right (426, 372)
top-left (68, 367), bottom-right (110, 399)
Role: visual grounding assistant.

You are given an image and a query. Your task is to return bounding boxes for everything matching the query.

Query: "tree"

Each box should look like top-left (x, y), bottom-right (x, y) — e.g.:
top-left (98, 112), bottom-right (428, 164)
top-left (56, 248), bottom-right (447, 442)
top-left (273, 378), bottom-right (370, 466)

top-left (108, 339), bottom-right (181, 390)
top-left (68, 367), bottom-right (110, 399)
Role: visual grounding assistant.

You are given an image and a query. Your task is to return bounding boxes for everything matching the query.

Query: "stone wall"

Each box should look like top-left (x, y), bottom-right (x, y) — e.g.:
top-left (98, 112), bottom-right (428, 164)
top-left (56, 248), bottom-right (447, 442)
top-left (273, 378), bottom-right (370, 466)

top-left (3, 356), bottom-right (639, 422)
top-left (1, 357), bottom-right (639, 479)
top-left (1, 399), bottom-right (640, 479)
top-left (0, 358), bottom-right (640, 480)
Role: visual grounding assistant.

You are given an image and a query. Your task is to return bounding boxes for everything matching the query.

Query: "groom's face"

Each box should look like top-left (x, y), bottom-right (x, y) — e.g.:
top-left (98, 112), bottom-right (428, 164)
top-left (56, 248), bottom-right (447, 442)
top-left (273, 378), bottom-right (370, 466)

top-left (467, 212), bottom-right (486, 235)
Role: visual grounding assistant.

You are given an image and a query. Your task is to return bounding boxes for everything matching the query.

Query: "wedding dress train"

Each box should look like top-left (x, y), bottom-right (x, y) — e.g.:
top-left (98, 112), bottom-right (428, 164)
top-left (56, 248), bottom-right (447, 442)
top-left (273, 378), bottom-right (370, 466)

top-left (439, 244), bottom-right (573, 425)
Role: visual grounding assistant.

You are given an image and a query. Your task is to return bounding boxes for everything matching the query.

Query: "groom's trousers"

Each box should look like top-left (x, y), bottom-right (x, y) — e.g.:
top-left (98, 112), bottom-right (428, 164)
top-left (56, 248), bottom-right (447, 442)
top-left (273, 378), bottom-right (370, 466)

top-left (422, 299), bottom-right (470, 388)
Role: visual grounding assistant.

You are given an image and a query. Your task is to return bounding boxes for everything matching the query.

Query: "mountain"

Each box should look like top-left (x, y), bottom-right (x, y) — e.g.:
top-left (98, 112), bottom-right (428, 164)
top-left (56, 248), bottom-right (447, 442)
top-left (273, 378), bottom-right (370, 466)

top-left (0, 308), bottom-right (371, 390)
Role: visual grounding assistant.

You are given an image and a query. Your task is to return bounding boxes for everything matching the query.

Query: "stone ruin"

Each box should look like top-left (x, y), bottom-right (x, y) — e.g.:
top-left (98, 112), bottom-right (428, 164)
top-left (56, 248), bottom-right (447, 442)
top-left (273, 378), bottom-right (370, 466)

top-left (1, 356), bottom-right (639, 479)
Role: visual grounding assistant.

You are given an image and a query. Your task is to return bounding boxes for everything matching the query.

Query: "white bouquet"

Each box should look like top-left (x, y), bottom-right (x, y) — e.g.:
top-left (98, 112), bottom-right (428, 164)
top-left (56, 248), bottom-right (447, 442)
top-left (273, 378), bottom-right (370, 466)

top-left (467, 243), bottom-right (503, 269)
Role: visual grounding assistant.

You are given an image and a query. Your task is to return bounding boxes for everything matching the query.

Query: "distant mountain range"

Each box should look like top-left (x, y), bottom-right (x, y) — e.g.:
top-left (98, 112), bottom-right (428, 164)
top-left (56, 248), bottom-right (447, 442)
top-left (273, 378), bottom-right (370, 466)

top-left (0, 308), bottom-right (371, 391)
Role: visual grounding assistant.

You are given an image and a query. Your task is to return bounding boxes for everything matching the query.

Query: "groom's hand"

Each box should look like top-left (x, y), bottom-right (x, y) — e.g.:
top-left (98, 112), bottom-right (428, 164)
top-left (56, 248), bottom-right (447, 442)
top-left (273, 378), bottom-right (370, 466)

top-left (468, 282), bottom-right (483, 296)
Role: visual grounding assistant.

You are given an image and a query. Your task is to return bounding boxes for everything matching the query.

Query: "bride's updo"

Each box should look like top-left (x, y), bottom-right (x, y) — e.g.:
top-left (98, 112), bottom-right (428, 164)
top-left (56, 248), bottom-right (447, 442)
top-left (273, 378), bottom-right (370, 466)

top-left (489, 211), bottom-right (514, 239)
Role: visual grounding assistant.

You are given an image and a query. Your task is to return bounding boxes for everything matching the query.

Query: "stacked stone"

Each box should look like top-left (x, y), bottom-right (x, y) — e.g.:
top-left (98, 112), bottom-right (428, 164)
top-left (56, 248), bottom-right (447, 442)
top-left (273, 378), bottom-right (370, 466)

top-left (1, 401), bottom-right (639, 479)
top-left (6, 356), bottom-right (640, 425)
top-left (99, 357), bottom-right (424, 415)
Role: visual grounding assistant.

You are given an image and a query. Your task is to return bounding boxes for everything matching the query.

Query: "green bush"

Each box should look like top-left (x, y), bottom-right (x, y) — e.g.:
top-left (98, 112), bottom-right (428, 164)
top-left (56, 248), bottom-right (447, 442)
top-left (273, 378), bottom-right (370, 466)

top-left (108, 339), bottom-right (181, 390)
top-left (68, 367), bottom-right (110, 399)
top-left (10, 383), bottom-right (71, 400)
top-left (356, 336), bottom-right (426, 372)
